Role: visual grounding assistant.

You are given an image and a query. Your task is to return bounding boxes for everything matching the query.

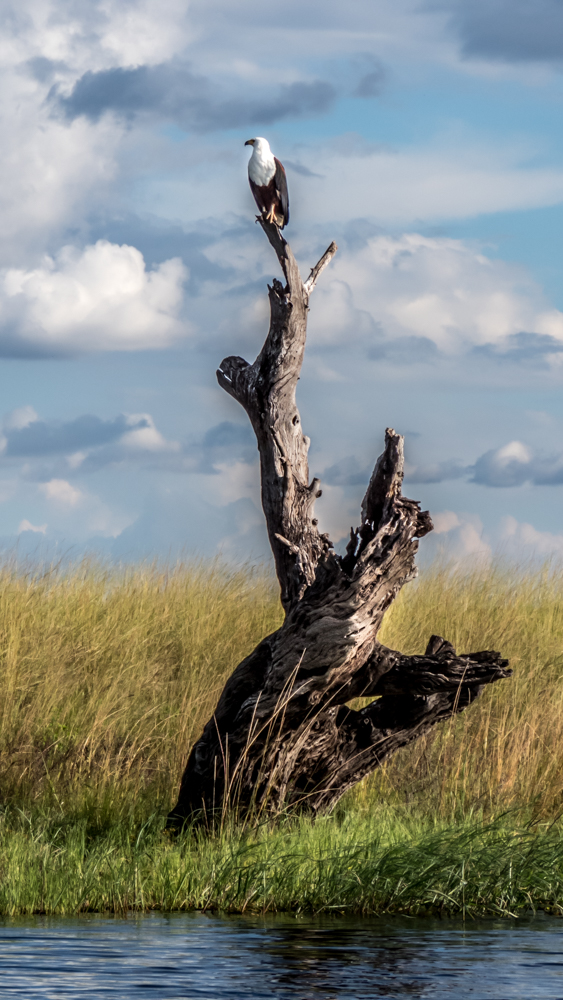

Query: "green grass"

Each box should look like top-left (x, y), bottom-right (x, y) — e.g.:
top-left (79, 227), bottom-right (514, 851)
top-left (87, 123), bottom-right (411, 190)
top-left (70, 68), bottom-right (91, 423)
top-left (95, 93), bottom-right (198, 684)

top-left (1, 555), bottom-right (563, 916)
top-left (2, 806), bottom-right (563, 917)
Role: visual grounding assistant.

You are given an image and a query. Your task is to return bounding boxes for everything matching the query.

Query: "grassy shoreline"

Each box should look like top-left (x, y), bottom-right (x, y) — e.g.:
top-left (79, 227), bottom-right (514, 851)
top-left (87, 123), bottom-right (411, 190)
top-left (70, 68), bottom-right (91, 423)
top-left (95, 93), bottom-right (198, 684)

top-left (2, 807), bottom-right (563, 918)
top-left (1, 556), bottom-right (563, 917)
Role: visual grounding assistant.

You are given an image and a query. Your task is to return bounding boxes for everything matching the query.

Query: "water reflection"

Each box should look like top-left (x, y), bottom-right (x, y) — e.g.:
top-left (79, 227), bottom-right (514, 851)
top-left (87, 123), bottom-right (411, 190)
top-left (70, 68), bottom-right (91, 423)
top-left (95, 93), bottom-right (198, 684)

top-left (0, 911), bottom-right (562, 998)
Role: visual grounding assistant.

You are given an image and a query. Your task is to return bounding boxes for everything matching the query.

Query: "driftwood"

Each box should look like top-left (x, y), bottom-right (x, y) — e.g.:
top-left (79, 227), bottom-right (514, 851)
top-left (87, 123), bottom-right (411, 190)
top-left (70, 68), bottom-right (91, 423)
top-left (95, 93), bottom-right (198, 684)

top-left (167, 220), bottom-right (510, 825)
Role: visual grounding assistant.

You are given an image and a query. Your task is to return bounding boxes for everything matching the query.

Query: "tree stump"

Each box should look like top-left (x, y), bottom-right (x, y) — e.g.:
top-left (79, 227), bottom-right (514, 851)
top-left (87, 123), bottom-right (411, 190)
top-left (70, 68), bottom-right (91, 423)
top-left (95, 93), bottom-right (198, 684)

top-left (167, 220), bottom-right (511, 826)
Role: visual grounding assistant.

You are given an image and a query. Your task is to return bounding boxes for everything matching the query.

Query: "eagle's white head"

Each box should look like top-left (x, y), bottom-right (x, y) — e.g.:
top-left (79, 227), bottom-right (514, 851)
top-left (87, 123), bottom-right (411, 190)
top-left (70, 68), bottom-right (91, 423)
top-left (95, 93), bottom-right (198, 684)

top-left (244, 137), bottom-right (271, 156)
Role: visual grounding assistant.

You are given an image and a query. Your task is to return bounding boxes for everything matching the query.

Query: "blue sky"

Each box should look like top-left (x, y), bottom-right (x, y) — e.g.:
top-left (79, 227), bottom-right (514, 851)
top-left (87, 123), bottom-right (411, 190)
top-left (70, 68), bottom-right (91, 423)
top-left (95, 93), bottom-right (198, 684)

top-left (2, 0), bottom-right (563, 565)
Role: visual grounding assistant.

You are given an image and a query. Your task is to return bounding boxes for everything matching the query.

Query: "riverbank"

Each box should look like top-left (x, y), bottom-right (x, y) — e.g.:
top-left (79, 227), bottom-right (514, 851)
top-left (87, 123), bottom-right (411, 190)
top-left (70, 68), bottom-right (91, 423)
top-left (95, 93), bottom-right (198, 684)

top-left (2, 805), bottom-right (563, 917)
top-left (1, 556), bottom-right (562, 916)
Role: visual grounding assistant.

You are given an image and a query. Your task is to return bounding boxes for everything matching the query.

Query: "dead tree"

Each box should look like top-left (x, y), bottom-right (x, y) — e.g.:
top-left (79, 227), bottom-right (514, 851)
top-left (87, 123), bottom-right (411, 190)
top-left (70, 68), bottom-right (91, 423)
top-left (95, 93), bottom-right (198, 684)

top-left (167, 220), bottom-right (510, 826)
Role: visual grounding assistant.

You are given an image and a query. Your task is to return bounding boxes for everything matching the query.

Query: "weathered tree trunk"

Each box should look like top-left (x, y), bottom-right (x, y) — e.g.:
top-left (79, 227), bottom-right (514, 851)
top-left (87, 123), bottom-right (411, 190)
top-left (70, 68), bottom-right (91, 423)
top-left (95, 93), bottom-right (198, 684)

top-left (167, 220), bottom-right (510, 826)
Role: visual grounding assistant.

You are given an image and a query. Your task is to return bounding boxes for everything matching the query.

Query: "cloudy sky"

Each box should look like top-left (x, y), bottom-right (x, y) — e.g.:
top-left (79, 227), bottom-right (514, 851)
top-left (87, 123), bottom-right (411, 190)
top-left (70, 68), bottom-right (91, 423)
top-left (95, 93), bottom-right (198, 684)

top-left (2, 0), bottom-right (563, 565)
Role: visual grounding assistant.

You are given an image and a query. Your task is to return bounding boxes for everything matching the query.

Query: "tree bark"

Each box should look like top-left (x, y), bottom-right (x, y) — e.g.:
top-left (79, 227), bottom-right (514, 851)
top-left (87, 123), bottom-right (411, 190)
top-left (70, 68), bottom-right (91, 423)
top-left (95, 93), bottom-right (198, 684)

top-left (167, 220), bottom-right (510, 826)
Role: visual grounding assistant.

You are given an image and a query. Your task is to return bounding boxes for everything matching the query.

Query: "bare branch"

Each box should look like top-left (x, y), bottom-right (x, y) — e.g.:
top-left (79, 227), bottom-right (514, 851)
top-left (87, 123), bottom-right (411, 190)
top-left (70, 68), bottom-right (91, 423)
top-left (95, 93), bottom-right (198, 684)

top-left (256, 217), bottom-right (288, 261)
top-left (304, 241), bottom-right (338, 295)
top-left (216, 356), bottom-right (251, 406)
top-left (257, 218), bottom-right (300, 292)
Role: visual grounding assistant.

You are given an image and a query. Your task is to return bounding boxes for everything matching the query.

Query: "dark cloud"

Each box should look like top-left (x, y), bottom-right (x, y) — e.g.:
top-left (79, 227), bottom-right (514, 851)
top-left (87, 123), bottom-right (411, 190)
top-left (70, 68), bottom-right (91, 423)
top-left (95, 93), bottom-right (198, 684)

top-left (328, 132), bottom-right (390, 158)
top-left (4, 414), bottom-right (148, 458)
top-left (329, 439), bottom-right (563, 489)
top-left (352, 54), bottom-right (386, 98)
top-left (55, 62), bottom-right (336, 132)
top-left (324, 443), bottom-right (468, 490)
top-left (87, 212), bottom-right (237, 292)
top-left (322, 434), bottom-right (563, 491)
top-left (5, 414), bottom-right (258, 479)
top-left (321, 455), bottom-right (370, 487)
top-left (367, 336), bottom-right (440, 364)
top-left (26, 57), bottom-right (67, 83)
top-left (443, 0), bottom-right (563, 62)
top-left (473, 332), bottom-right (563, 367)
top-left (338, 218), bottom-right (384, 251)
top-left (404, 443), bottom-right (563, 487)
top-left (472, 444), bottom-right (563, 487)
top-left (0, 323), bottom-right (80, 361)
top-left (283, 161), bottom-right (324, 178)
top-left (189, 420), bottom-right (256, 474)
top-left (405, 459), bottom-right (466, 484)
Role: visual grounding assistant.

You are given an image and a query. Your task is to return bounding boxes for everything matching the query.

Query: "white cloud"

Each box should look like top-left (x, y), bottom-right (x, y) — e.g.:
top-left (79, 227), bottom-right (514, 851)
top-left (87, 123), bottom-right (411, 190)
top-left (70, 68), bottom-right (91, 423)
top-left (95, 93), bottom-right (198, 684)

top-left (472, 440), bottom-right (563, 486)
top-left (0, 241), bottom-right (189, 353)
top-left (203, 460), bottom-right (261, 506)
top-left (0, 407), bottom-right (182, 480)
top-left (488, 440), bottom-right (531, 465)
top-left (296, 136), bottom-right (563, 226)
top-left (534, 309), bottom-right (563, 340)
top-left (0, 3), bottom-right (187, 265)
top-left (2, 0), bottom-right (193, 73)
top-left (423, 509), bottom-right (492, 565)
top-left (18, 519), bottom-right (47, 534)
top-left (424, 509), bottom-right (563, 566)
top-left (3, 407), bottom-right (39, 431)
top-left (0, 406), bottom-right (39, 453)
top-left (172, 225), bottom-right (556, 366)
top-left (184, 0), bottom-right (441, 68)
top-left (306, 278), bottom-right (379, 348)
top-left (90, 0), bottom-right (194, 68)
top-left (36, 477), bottom-right (132, 538)
top-left (0, 82), bottom-right (120, 263)
top-left (120, 413), bottom-right (181, 452)
top-left (525, 409), bottom-right (557, 428)
top-left (67, 452), bottom-right (87, 470)
top-left (40, 479), bottom-right (83, 506)
top-left (500, 515), bottom-right (563, 559)
top-left (309, 233), bottom-right (554, 355)
top-left (154, 133), bottom-right (563, 232)
top-left (432, 509), bottom-right (461, 533)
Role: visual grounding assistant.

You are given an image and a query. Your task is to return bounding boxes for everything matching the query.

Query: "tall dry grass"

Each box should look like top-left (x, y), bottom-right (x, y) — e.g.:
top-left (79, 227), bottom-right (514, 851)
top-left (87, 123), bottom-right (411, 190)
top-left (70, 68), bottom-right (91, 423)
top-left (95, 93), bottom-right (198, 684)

top-left (0, 558), bottom-right (282, 813)
top-left (0, 556), bottom-right (562, 820)
top-left (369, 559), bottom-right (563, 820)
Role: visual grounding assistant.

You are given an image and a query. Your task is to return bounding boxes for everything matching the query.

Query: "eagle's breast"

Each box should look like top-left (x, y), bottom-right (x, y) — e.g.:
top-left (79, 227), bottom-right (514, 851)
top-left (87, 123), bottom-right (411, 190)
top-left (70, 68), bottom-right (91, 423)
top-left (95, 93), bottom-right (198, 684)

top-left (248, 149), bottom-right (276, 187)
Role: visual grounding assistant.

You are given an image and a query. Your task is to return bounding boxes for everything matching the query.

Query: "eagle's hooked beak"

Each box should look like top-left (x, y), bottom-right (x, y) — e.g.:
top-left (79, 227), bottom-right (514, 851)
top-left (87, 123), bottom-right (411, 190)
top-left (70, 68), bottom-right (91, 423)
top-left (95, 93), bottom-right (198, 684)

top-left (244, 139), bottom-right (255, 146)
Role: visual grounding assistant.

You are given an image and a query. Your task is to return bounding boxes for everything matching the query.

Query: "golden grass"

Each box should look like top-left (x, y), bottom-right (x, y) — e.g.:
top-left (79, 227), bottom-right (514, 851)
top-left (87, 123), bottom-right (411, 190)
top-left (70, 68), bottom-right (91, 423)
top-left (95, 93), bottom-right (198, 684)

top-left (0, 556), bottom-right (562, 820)
top-left (370, 559), bottom-right (563, 820)
top-left (0, 558), bottom-right (283, 813)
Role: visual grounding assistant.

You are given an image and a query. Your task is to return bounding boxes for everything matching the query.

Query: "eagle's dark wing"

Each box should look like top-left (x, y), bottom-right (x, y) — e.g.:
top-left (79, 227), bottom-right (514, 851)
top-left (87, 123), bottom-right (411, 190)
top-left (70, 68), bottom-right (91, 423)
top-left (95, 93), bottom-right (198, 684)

top-left (249, 177), bottom-right (267, 215)
top-left (274, 157), bottom-right (289, 228)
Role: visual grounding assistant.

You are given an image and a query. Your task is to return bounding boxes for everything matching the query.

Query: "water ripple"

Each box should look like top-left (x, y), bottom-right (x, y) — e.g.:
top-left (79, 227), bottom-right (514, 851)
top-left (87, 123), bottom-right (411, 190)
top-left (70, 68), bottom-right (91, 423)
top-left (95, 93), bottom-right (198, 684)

top-left (0, 912), bottom-right (562, 998)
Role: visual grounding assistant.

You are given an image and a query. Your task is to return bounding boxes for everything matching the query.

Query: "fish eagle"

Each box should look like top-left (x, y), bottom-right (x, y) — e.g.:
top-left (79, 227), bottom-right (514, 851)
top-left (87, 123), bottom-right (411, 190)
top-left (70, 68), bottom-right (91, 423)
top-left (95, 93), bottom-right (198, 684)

top-left (245, 137), bottom-right (289, 229)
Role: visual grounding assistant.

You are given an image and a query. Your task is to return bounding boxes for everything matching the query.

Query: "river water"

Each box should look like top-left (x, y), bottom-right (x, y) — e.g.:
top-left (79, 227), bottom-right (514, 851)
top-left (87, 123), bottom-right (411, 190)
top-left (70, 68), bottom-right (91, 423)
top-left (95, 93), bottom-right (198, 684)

top-left (0, 912), bottom-right (562, 998)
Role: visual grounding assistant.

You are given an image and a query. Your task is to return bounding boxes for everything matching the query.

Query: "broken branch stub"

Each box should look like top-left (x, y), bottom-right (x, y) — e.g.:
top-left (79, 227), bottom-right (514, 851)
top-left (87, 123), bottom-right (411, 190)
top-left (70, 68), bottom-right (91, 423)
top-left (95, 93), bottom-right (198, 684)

top-left (168, 220), bottom-right (510, 826)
